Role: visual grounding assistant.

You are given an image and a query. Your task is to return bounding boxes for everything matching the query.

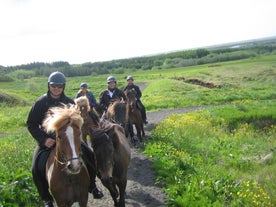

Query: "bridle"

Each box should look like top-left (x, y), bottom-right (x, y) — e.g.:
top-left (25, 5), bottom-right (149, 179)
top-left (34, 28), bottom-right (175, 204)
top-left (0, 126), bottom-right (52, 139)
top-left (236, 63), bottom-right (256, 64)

top-left (55, 150), bottom-right (83, 166)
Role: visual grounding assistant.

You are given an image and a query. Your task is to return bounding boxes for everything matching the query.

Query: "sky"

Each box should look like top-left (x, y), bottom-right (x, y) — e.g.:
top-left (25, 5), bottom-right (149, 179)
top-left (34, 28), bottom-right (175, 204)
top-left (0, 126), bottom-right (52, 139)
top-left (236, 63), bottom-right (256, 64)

top-left (0, 0), bottom-right (276, 67)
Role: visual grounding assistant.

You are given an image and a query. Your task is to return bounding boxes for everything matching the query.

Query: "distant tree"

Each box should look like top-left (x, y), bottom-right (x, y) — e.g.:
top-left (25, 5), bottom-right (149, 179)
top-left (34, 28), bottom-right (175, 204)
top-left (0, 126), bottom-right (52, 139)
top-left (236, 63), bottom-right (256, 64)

top-left (196, 48), bottom-right (209, 58)
top-left (52, 61), bottom-right (70, 68)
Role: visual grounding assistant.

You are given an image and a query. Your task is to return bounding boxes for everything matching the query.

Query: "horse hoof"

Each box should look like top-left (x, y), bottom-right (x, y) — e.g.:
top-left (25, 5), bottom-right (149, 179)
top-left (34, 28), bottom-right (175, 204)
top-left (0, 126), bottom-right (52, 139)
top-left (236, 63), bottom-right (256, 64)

top-left (92, 188), bottom-right (104, 199)
top-left (131, 136), bottom-right (138, 143)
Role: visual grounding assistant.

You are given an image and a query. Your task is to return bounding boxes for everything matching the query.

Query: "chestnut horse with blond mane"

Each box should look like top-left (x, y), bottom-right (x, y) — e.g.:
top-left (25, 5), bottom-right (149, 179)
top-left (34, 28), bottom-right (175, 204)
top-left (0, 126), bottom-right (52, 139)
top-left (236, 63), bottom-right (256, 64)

top-left (42, 106), bottom-right (89, 207)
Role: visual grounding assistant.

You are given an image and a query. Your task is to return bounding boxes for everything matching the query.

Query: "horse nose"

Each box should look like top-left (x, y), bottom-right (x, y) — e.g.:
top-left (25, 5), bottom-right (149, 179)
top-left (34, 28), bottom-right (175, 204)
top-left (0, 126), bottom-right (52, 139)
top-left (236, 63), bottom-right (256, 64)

top-left (67, 159), bottom-right (82, 173)
top-left (67, 163), bottom-right (73, 170)
top-left (101, 176), bottom-right (113, 184)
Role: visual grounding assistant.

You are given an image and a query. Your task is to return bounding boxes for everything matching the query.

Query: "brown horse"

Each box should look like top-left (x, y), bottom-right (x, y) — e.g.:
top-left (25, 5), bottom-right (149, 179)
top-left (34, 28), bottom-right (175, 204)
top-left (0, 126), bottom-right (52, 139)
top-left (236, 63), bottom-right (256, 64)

top-left (88, 113), bottom-right (131, 207)
top-left (42, 106), bottom-right (90, 207)
top-left (74, 96), bottom-right (97, 144)
top-left (125, 88), bottom-right (145, 142)
top-left (105, 99), bottom-right (135, 142)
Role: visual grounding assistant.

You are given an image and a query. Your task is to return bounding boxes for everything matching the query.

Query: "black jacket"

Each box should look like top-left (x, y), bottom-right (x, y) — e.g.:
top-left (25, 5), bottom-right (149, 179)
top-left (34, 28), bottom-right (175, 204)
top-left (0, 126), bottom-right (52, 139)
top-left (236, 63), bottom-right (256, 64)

top-left (26, 91), bottom-right (74, 147)
top-left (99, 88), bottom-right (126, 111)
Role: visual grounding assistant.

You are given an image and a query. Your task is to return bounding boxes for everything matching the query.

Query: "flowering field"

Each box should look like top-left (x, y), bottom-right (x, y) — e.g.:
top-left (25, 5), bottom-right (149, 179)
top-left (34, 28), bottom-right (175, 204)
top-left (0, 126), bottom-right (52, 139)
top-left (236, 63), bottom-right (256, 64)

top-left (145, 101), bottom-right (276, 206)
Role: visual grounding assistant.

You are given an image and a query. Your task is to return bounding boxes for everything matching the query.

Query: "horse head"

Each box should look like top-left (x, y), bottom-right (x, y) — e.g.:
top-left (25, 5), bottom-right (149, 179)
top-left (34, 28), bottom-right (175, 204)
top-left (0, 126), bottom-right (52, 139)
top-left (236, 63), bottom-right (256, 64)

top-left (90, 129), bottom-right (114, 184)
top-left (74, 96), bottom-right (90, 120)
top-left (126, 88), bottom-right (138, 109)
top-left (43, 106), bottom-right (84, 174)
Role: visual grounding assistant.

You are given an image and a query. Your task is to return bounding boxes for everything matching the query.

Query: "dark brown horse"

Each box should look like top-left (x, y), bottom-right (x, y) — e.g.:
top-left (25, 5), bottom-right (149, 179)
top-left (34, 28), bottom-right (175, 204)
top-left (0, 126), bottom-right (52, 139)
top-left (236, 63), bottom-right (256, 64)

top-left (87, 112), bottom-right (131, 207)
top-left (125, 88), bottom-right (145, 142)
top-left (105, 99), bottom-right (135, 142)
top-left (42, 106), bottom-right (89, 207)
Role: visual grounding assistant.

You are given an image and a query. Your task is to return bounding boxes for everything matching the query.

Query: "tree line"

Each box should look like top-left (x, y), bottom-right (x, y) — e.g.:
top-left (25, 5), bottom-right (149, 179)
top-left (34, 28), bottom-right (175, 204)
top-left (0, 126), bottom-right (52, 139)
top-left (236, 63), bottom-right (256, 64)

top-left (1, 38), bottom-right (276, 81)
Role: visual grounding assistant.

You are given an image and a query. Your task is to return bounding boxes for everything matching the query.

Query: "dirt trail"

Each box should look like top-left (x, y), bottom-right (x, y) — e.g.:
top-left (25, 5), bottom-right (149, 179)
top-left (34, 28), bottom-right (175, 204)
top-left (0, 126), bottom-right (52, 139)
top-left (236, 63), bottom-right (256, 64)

top-left (87, 111), bottom-right (169, 207)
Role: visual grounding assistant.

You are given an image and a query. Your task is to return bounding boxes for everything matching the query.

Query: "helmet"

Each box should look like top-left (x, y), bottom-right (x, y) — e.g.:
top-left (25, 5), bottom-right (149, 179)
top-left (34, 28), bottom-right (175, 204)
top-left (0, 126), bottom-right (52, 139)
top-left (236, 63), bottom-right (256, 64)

top-left (107, 76), bottom-right (116, 83)
top-left (48, 71), bottom-right (66, 85)
top-left (80, 82), bottom-right (88, 88)
top-left (126, 76), bottom-right (134, 81)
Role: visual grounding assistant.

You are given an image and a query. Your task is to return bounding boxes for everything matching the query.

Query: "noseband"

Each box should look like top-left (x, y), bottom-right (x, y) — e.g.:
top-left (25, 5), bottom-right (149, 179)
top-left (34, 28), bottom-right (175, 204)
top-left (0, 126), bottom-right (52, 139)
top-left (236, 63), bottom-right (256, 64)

top-left (55, 156), bottom-right (81, 166)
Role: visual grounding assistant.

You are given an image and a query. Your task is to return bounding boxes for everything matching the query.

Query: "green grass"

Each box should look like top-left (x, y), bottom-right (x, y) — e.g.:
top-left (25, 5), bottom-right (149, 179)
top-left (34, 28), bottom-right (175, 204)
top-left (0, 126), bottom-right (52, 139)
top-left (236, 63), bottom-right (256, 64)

top-left (145, 101), bottom-right (276, 206)
top-left (0, 54), bottom-right (275, 206)
top-left (0, 134), bottom-right (41, 207)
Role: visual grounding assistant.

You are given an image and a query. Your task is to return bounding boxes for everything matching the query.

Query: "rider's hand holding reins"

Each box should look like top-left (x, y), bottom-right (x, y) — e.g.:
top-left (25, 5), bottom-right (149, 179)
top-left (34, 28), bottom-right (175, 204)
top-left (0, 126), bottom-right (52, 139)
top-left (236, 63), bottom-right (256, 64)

top-left (45, 138), bottom-right (56, 148)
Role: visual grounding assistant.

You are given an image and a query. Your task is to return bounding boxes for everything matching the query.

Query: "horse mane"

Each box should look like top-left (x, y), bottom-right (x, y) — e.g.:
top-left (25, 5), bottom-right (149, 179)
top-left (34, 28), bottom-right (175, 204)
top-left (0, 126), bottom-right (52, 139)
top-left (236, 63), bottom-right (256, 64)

top-left (74, 96), bottom-right (90, 111)
top-left (125, 88), bottom-right (137, 99)
top-left (108, 100), bottom-right (126, 114)
top-left (88, 110), bottom-right (100, 125)
top-left (43, 105), bottom-right (83, 134)
top-left (90, 129), bottom-right (111, 148)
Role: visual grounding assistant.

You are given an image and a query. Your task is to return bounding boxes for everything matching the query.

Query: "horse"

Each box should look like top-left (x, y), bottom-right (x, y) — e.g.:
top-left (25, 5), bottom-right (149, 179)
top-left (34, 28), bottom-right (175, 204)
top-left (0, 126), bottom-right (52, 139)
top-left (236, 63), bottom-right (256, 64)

top-left (91, 120), bottom-right (131, 207)
top-left (105, 99), bottom-right (135, 142)
top-left (93, 102), bottom-right (105, 118)
top-left (42, 106), bottom-right (90, 207)
top-left (125, 88), bottom-right (145, 142)
top-left (74, 96), bottom-right (97, 144)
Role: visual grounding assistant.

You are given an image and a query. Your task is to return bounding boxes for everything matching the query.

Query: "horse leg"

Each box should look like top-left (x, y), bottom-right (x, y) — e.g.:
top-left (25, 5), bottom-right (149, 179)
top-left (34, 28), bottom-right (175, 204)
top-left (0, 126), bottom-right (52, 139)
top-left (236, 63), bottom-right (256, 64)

top-left (117, 179), bottom-right (127, 207)
top-left (141, 122), bottom-right (145, 136)
top-left (79, 196), bottom-right (89, 207)
top-left (135, 123), bottom-right (142, 142)
top-left (103, 182), bottom-right (119, 206)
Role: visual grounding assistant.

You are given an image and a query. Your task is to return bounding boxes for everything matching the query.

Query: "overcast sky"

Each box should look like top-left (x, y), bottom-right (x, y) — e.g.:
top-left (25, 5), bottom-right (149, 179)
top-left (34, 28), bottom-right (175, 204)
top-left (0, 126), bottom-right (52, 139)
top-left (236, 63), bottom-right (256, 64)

top-left (0, 0), bottom-right (275, 66)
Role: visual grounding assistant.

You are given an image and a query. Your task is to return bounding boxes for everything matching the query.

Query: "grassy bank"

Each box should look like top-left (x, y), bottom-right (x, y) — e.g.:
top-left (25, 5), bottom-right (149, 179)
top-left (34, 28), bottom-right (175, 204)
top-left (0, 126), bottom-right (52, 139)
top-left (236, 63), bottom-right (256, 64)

top-left (145, 101), bottom-right (276, 206)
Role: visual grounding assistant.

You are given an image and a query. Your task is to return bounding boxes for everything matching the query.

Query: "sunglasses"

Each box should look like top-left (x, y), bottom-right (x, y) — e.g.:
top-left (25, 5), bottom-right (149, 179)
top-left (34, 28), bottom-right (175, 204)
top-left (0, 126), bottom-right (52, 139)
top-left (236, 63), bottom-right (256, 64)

top-left (50, 84), bottom-right (64, 88)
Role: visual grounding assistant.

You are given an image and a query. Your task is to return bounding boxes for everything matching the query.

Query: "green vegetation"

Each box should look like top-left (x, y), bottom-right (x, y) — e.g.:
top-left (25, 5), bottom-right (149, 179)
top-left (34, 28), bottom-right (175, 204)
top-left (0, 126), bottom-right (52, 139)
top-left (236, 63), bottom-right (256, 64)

top-left (145, 101), bottom-right (276, 206)
top-left (0, 41), bottom-right (275, 206)
top-left (0, 135), bottom-right (40, 207)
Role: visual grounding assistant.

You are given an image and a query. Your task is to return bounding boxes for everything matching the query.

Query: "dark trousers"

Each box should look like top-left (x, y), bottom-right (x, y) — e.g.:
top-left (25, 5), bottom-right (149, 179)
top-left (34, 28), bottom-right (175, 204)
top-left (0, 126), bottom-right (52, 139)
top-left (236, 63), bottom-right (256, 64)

top-left (137, 100), bottom-right (147, 121)
top-left (31, 143), bottom-right (97, 202)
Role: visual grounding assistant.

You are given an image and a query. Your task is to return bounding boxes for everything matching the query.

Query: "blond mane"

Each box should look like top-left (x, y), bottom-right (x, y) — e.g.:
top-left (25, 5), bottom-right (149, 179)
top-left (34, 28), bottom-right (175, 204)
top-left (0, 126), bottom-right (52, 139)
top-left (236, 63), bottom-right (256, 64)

top-left (43, 105), bottom-right (83, 134)
top-left (75, 96), bottom-right (90, 111)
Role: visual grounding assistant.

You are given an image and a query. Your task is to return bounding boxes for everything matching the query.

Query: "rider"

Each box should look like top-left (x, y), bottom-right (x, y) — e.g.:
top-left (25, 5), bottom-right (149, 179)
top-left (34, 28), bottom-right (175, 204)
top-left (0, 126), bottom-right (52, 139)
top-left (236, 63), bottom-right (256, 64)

top-left (27, 71), bottom-right (103, 207)
top-left (123, 75), bottom-right (148, 124)
top-left (75, 82), bottom-right (97, 110)
top-left (99, 76), bottom-right (126, 111)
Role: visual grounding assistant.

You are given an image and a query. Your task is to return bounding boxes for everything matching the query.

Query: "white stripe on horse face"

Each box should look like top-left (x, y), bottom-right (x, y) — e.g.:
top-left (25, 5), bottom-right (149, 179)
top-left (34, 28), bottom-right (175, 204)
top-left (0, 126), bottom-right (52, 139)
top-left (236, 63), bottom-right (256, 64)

top-left (65, 126), bottom-right (78, 159)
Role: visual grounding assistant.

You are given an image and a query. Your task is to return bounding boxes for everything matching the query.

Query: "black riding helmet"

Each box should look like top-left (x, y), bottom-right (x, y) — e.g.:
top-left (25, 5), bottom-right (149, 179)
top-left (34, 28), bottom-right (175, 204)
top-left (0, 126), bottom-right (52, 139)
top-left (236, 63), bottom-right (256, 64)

top-left (80, 82), bottom-right (88, 88)
top-left (48, 71), bottom-right (66, 89)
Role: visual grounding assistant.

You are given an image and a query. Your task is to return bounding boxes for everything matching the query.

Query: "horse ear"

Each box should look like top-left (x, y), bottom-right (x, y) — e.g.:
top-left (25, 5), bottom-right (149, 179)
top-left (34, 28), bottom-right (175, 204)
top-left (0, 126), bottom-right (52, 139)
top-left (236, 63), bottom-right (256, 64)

top-left (48, 109), bottom-right (54, 117)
